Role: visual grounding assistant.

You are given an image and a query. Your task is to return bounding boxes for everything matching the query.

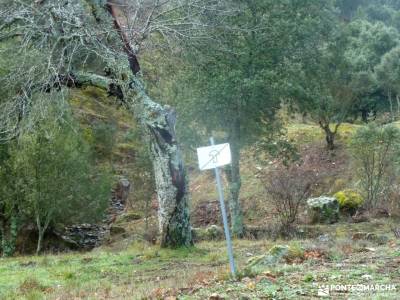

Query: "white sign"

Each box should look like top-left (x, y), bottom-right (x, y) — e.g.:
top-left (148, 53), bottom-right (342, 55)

top-left (197, 143), bottom-right (231, 170)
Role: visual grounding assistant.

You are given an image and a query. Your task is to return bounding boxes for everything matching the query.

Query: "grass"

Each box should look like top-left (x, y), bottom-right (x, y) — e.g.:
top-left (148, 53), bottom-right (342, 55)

top-left (1, 220), bottom-right (399, 299)
top-left (0, 240), bottom-right (244, 299)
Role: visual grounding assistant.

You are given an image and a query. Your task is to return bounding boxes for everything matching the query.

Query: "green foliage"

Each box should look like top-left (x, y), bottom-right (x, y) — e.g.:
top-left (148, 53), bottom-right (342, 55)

top-left (350, 123), bottom-right (400, 208)
top-left (376, 46), bottom-right (400, 93)
top-left (1, 97), bottom-right (111, 253)
top-left (334, 189), bottom-right (364, 210)
top-left (0, 139), bottom-right (21, 257)
top-left (345, 18), bottom-right (399, 119)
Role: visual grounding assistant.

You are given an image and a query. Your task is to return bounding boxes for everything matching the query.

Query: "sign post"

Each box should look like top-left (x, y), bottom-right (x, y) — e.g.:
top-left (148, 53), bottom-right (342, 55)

top-left (196, 137), bottom-right (236, 277)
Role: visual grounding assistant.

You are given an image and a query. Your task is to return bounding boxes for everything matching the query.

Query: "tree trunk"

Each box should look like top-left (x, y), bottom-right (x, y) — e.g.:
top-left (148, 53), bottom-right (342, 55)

top-left (319, 121), bottom-right (339, 151)
top-left (226, 119), bottom-right (244, 237)
top-left (361, 108), bottom-right (368, 123)
top-left (36, 229), bottom-right (43, 255)
top-left (396, 94), bottom-right (400, 119)
top-left (388, 90), bottom-right (394, 121)
top-left (131, 84), bottom-right (192, 247)
top-left (36, 215), bottom-right (43, 255)
top-left (325, 130), bottom-right (335, 150)
top-left (85, 0), bottom-right (193, 248)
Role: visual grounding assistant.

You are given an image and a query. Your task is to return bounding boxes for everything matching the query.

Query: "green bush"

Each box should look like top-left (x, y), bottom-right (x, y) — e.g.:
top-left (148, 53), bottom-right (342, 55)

top-left (334, 189), bottom-right (364, 211)
top-left (350, 124), bottom-right (400, 208)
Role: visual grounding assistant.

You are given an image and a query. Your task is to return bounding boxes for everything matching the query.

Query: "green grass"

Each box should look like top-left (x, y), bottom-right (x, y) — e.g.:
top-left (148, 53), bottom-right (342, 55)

top-left (0, 241), bottom-right (244, 299)
top-left (1, 220), bottom-right (399, 299)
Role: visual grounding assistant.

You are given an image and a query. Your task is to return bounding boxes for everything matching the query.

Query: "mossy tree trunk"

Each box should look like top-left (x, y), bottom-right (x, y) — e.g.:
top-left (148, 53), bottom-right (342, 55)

top-left (131, 84), bottom-right (193, 247)
top-left (80, 0), bottom-right (193, 247)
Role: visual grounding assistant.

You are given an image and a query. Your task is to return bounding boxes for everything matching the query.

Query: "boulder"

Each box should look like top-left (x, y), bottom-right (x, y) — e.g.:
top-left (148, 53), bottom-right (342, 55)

top-left (307, 196), bottom-right (339, 224)
top-left (55, 224), bottom-right (109, 250)
top-left (206, 225), bottom-right (224, 239)
top-left (317, 234), bottom-right (331, 243)
top-left (105, 177), bottom-right (131, 224)
top-left (114, 177), bottom-right (131, 205)
top-left (191, 225), bottom-right (224, 241)
top-left (245, 245), bottom-right (289, 273)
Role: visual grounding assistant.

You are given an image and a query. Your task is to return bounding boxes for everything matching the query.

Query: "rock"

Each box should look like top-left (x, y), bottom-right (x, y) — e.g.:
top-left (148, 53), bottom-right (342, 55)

top-left (206, 225), bottom-right (224, 239)
top-left (105, 177), bottom-right (131, 224)
top-left (55, 224), bottom-right (109, 250)
top-left (365, 247), bottom-right (376, 252)
top-left (209, 293), bottom-right (225, 300)
top-left (53, 178), bottom-right (131, 251)
top-left (246, 245), bottom-right (289, 272)
top-left (317, 234), bottom-right (331, 243)
top-left (192, 225), bottom-right (224, 241)
top-left (307, 196), bottom-right (339, 224)
top-left (114, 177), bottom-right (131, 205)
top-left (361, 274), bottom-right (373, 280)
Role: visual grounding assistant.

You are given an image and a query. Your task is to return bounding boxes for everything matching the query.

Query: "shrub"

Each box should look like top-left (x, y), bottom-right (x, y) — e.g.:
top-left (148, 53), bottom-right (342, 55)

top-left (334, 189), bottom-right (364, 214)
top-left (265, 164), bottom-right (317, 235)
top-left (350, 124), bottom-right (400, 209)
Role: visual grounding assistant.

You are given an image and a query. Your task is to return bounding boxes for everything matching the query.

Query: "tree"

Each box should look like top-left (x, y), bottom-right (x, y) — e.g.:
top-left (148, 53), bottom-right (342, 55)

top-left (345, 19), bottom-right (399, 121)
top-left (15, 99), bottom-right (110, 254)
top-left (291, 25), bottom-right (355, 150)
top-left (350, 124), bottom-right (400, 209)
top-left (172, 0), bottom-right (335, 235)
top-left (375, 46), bottom-right (400, 120)
top-left (0, 0), bottom-right (219, 247)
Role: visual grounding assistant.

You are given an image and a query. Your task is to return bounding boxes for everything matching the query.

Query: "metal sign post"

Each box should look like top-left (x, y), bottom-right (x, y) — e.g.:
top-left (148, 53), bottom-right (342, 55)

top-left (196, 137), bottom-right (236, 277)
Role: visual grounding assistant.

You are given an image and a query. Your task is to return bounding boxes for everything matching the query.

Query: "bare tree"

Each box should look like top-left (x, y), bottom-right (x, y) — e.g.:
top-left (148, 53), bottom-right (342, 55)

top-left (265, 164), bottom-right (316, 235)
top-left (0, 0), bottom-right (223, 247)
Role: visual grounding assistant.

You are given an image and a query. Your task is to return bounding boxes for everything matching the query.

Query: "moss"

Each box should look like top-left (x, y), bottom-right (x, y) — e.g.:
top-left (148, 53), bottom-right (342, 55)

top-left (334, 189), bottom-right (364, 212)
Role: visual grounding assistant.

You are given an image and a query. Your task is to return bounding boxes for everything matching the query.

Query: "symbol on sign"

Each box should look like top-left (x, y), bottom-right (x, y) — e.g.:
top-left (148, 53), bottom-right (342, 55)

top-left (196, 143), bottom-right (231, 170)
top-left (209, 150), bottom-right (219, 164)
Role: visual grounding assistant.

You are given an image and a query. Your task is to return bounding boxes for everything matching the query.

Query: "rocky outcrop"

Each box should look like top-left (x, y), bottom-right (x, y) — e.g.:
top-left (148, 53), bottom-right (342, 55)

top-left (105, 176), bottom-right (131, 224)
top-left (307, 196), bottom-right (339, 224)
top-left (57, 224), bottom-right (109, 250)
top-left (54, 177), bottom-right (131, 250)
